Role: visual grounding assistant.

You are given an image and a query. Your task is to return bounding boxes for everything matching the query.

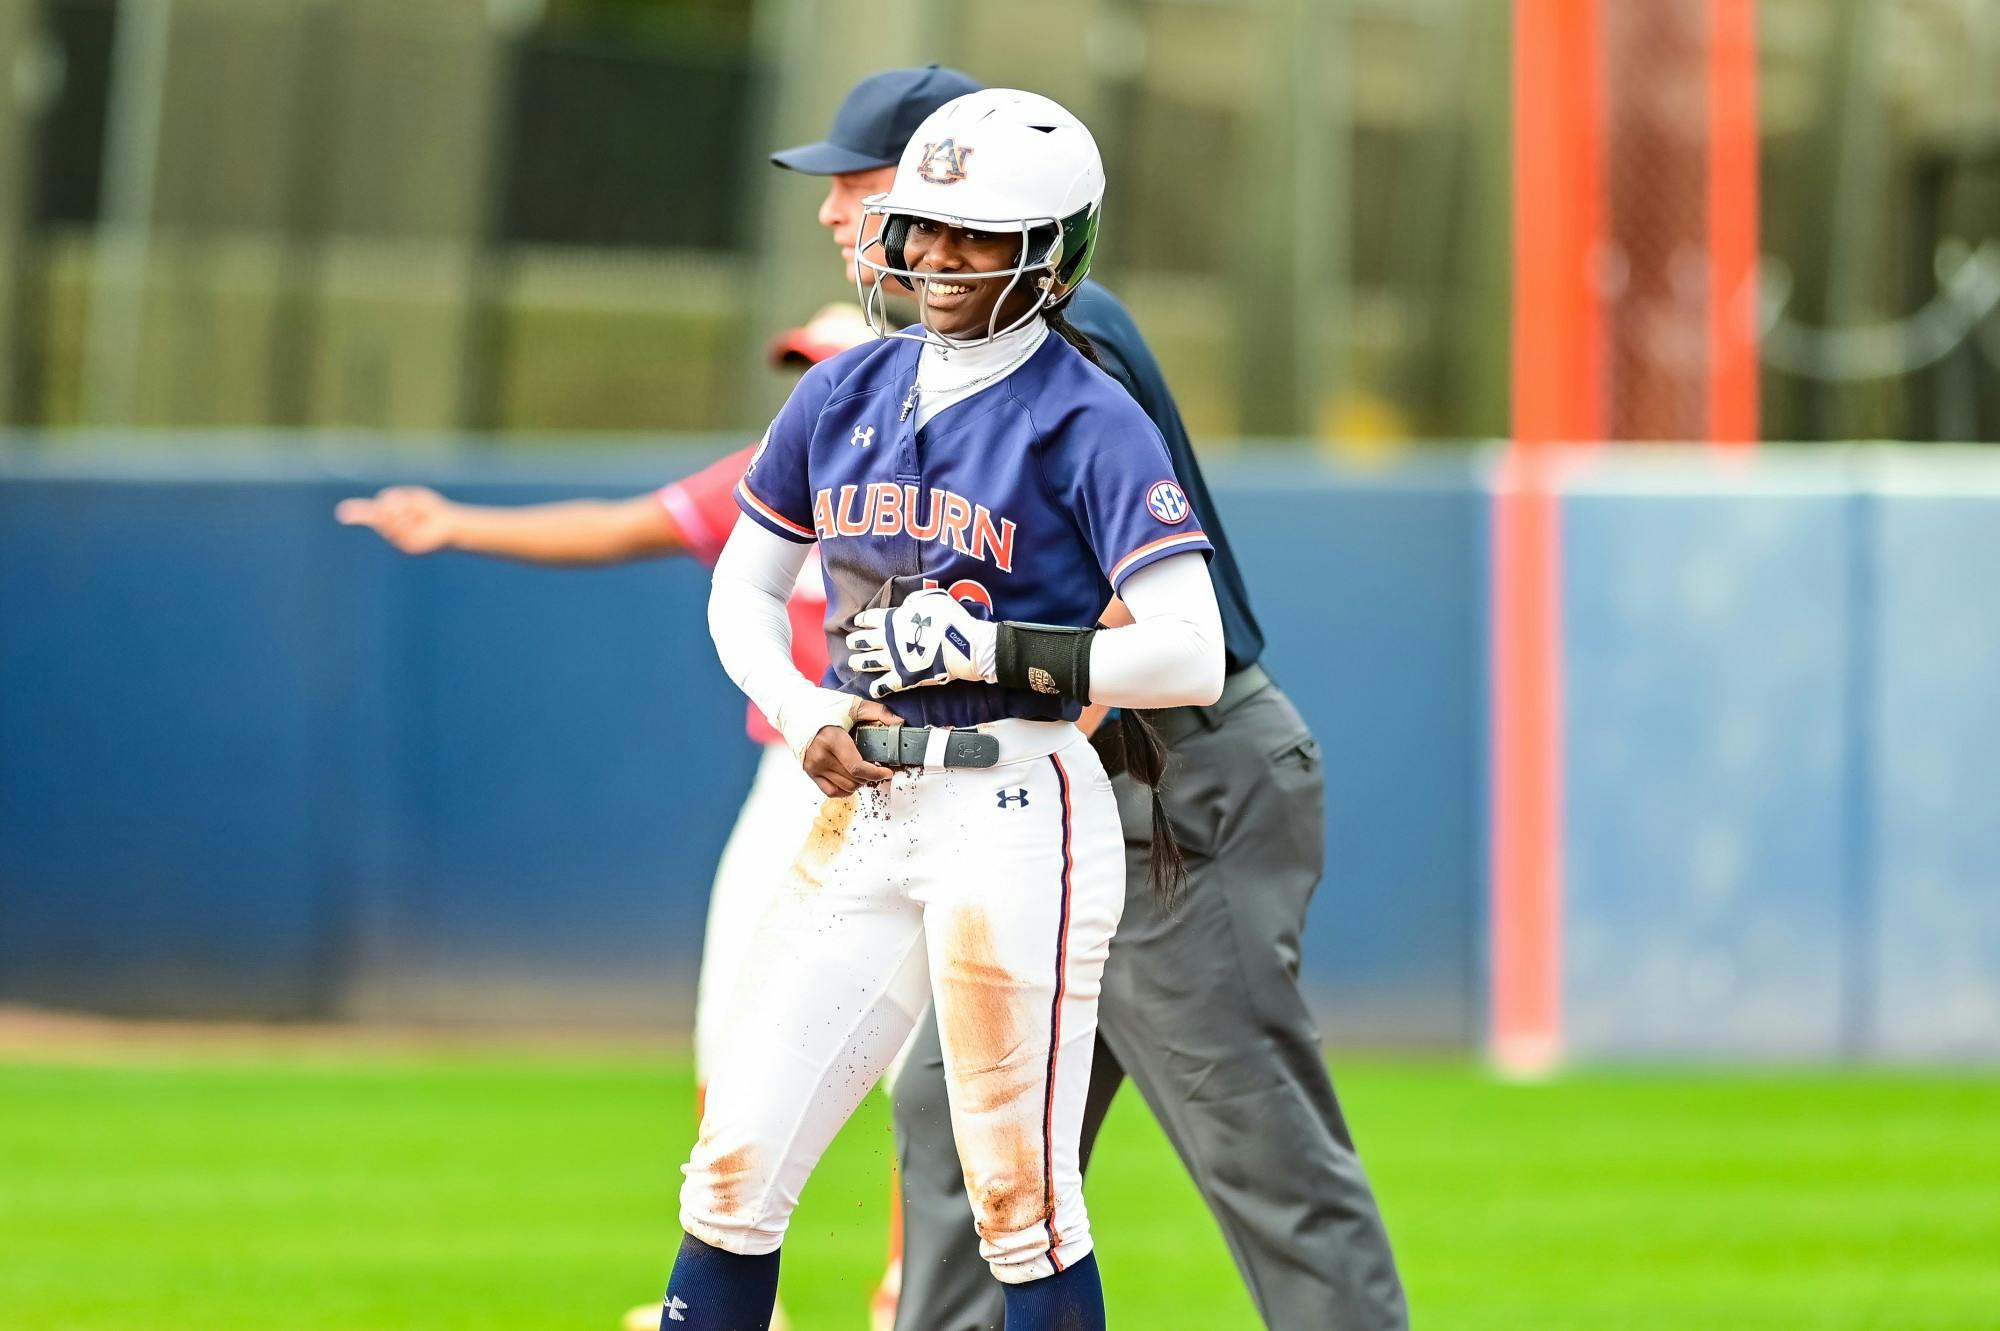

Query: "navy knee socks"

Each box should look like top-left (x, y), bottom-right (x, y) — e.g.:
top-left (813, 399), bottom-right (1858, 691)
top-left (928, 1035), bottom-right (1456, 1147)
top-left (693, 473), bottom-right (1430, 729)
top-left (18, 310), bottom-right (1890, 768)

top-left (1002, 1252), bottom-right (1106, 1330)
top-left (661, 1232), bottom-right (780, 1330)
top-left (661, 1231), bottom-right (1103, 1330)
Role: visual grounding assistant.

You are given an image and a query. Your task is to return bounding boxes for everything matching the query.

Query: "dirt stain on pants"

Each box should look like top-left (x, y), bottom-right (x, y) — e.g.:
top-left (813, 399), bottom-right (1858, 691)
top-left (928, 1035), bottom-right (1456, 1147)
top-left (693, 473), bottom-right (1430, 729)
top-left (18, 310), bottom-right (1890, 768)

top-left (937, 904), bottom-right (1053, 1245)
top-left (788, 794), bottom-right (858, 895)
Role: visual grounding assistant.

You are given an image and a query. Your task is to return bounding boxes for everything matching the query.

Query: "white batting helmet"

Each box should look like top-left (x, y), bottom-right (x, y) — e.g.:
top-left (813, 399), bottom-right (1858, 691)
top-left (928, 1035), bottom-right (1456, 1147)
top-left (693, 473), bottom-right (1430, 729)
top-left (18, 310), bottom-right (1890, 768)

top-left (855, 89), bottom-right (1104, 346)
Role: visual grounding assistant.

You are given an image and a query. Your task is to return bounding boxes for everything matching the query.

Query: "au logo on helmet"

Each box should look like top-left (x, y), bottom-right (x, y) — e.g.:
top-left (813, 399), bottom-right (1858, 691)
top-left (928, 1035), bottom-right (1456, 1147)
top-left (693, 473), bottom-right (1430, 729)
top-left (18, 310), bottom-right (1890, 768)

top-left (917, 138), bottom-right (973, 185)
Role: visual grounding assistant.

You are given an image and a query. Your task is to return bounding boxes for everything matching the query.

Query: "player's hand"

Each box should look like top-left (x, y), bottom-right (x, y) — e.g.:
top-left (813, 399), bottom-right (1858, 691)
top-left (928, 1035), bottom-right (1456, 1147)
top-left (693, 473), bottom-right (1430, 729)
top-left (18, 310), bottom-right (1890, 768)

top-left (801, 698), bottom-right (904, 796)
top-left (846, 590), bottom-right (996, 699)
top-left (335, 486), bottom-right (458, 555)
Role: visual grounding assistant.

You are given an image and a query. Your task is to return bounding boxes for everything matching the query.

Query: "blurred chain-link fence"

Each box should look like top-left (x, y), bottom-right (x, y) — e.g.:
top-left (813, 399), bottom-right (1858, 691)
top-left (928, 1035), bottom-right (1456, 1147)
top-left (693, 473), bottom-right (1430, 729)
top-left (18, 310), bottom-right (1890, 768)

top-left (0, 0), bottom-right (1993, 445)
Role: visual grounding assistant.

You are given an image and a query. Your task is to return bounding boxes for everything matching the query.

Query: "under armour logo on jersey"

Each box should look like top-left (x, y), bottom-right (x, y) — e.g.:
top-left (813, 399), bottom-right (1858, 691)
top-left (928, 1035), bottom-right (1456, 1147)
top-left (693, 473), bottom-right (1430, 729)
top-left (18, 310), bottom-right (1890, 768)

top-left (996, 788), bottom-right (1030, 809)
top-left (1146, 480), bottom-right (1191, 524)
top-left (851, 424), bottom-right (876, 448)
top-left (663, 1296), bottom-right (688, 1322)
top-left (917, 138), bottom-right (973, 185)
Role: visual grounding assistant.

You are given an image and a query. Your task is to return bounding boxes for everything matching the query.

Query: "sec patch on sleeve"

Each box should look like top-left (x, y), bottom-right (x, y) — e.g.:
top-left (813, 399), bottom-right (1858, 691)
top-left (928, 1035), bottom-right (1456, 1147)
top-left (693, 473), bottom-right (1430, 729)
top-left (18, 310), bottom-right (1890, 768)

top-left (1146, 480), bottom-right (1191, 524)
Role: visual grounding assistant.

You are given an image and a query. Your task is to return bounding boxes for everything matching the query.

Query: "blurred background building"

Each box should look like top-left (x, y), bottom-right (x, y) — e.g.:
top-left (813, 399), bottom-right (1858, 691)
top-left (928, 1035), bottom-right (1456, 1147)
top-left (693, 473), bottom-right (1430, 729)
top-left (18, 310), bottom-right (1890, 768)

top-left (0, 0), bottom-right (1991, 444)
top-left (4, 0), bottom-right (2000, 1064)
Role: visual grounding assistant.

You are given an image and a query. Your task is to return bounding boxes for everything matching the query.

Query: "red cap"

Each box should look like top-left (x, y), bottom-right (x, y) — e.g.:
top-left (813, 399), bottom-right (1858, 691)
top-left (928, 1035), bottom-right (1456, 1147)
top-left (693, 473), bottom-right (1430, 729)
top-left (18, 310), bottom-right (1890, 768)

top-left (768, 303), bottom-right (876, 368)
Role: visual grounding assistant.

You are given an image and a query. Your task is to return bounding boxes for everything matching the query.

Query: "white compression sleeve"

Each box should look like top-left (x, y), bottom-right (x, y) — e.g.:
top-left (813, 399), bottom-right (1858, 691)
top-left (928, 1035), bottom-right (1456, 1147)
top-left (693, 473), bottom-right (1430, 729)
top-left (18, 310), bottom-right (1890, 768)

top-left (708, 519), bottom-right (857, 757)
top-left (1087, 552), bottom-right (1226, 708)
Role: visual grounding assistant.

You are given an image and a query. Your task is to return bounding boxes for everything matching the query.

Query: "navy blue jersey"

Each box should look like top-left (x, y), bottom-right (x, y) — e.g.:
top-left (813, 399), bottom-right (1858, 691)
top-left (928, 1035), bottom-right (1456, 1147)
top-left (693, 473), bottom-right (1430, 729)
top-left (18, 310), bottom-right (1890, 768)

top-left (1067, 282), bottom-right (1264, 673)
top-left (736, 328), bottom-right (1213, 728)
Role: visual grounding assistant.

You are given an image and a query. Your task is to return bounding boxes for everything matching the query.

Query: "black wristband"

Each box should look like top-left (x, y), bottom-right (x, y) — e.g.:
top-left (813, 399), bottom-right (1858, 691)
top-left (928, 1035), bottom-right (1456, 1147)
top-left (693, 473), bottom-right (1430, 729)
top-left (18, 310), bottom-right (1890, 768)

top-left (995, 621), bottom-right (1097, 702)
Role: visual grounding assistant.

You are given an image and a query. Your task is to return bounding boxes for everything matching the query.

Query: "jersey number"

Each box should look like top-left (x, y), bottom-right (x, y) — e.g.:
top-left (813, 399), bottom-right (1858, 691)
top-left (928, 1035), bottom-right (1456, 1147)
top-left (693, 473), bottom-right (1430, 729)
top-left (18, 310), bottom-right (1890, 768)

top-left (923, 577), bottom-right (993, 614)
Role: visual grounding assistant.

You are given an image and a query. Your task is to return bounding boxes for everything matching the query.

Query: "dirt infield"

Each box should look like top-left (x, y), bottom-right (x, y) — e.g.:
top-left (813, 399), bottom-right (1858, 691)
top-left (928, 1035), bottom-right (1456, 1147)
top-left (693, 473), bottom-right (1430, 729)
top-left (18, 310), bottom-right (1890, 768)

top-left (0, 1004), bottom-right (689, 1060)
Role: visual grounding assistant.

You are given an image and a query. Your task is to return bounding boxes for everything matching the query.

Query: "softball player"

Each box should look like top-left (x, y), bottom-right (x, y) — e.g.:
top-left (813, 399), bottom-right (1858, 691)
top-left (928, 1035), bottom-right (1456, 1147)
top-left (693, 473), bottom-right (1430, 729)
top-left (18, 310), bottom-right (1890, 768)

top-left (774, 70), bottom-right (1408, 1331)
top-left (335, 306), bottom-right (875, 1331)
top-left (669, 90), bottom-right (1223, 1331)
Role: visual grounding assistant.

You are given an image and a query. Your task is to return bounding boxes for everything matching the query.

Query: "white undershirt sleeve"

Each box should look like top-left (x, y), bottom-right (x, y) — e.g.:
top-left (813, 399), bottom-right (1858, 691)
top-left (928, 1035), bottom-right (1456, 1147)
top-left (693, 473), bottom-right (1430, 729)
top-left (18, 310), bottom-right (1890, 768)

top-left (708, 518), bottom-right (858, 757)
top-left (1087, 552), bottom-right (1226, 708)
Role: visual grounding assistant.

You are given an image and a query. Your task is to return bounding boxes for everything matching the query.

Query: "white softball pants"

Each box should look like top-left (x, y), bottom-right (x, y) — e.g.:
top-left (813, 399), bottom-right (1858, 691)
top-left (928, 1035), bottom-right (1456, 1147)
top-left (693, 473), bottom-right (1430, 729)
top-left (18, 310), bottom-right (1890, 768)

top-left (693, 742), bottom-right (823, 1087)
top-left (694, 741), bottom-right (923, 1100)
top-left (680, 719), bottom-right (1124, 1284)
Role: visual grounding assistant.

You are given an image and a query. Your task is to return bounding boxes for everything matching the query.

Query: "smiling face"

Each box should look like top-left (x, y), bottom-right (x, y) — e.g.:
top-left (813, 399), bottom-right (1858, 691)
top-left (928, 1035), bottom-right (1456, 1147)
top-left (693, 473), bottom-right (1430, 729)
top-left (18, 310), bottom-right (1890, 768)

top-left (899, 218), bottom-right (1046, 339)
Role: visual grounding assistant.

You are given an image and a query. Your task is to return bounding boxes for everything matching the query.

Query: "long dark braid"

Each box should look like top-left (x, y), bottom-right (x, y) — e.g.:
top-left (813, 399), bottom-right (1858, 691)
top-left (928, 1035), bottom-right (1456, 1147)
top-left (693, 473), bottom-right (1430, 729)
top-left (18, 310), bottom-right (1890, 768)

top-left (1045, 300), bottom-right (1103, 368)
top-left (1118, 709), bottom-right (1189, 914)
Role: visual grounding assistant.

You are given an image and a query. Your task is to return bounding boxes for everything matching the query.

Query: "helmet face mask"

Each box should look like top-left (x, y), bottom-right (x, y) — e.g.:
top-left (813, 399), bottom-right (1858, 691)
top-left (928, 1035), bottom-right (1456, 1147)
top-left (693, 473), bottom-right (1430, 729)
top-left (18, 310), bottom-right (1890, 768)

top-left (850, 90), bottom-right (1104, 349)
top-left (855, 205), bottom-right (1086, 348)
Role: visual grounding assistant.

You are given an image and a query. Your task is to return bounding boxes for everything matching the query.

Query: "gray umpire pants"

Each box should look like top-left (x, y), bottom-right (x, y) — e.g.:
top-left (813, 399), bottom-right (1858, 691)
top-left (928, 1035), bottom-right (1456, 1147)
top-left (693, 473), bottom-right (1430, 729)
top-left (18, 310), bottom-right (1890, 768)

top-left (891, 676), bottom-right (1409, 1330)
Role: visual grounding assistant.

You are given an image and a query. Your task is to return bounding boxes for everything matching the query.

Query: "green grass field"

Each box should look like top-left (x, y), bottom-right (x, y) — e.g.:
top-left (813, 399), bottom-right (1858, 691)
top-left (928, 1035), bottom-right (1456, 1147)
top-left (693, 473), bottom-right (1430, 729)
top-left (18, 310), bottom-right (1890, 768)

top-left (3, 1041), bottom-right (1998, 1330)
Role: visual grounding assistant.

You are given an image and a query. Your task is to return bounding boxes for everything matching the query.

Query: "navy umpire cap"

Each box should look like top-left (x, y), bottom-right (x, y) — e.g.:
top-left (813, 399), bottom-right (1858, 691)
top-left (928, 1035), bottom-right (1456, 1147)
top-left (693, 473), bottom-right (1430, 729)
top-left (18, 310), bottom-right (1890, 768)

top-left (769, 65), bottom-right (983, 175)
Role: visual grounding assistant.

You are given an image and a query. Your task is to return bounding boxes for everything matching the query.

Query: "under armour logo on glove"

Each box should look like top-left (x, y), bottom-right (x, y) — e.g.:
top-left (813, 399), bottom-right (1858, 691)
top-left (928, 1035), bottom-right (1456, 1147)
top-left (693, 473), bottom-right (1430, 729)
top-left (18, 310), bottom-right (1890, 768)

top-left (847, 588), bottom-right (997, 700)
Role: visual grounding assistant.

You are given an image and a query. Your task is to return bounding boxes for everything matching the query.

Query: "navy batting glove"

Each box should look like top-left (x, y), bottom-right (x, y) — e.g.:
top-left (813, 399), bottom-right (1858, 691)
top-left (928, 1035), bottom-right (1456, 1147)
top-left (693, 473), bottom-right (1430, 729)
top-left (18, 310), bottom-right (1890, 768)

top-left (846, 589), bottom-right (997, 699)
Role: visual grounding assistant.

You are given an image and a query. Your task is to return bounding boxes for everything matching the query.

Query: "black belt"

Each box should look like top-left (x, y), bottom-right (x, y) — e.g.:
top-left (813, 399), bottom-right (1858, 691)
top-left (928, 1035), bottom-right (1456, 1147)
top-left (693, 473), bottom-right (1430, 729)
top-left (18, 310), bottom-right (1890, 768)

top-left (1143, 662), bottom-right (1273, 747)
top-left (853, 725), bottom-right (1000, 769)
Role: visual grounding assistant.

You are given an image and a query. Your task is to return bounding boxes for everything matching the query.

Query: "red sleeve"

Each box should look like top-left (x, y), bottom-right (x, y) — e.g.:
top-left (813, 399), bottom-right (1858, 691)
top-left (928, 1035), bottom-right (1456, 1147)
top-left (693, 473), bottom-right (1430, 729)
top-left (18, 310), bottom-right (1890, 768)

top-left (656, 445), bottom-right (758, 567)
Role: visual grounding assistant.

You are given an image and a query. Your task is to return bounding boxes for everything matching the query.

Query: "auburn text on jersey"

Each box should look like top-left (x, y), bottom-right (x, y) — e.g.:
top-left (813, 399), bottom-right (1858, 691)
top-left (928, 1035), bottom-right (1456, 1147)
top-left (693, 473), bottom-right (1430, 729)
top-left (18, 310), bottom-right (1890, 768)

top-left (811, 483), bottom-right (1016, 573)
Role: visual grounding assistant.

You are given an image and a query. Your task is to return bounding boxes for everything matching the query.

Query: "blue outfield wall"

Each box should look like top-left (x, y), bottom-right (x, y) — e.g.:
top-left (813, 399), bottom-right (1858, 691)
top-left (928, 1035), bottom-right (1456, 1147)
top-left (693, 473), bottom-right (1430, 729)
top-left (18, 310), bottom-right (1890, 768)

top-left (1223, 458), bottom-right (1486, 1045)
top-left (8, 442), bottom-right (1999, 1058)
top-left (1560, 464), bottom-right (1857, 1057)
top-left (0, 460), bottom-right (765, 1026)
top-left (1556, 450), bottom-right (2000, 1061)
top-left (0, 442), bottom-right (1486, 1041)
top-left (1865, 459), bottom-right (2000, 1058)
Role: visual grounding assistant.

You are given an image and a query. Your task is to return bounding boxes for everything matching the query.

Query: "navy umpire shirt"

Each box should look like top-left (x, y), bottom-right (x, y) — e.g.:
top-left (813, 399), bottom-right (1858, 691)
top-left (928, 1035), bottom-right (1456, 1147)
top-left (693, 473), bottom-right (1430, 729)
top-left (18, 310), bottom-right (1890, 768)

top-left (1066, 280), bottom-right (1265, 674)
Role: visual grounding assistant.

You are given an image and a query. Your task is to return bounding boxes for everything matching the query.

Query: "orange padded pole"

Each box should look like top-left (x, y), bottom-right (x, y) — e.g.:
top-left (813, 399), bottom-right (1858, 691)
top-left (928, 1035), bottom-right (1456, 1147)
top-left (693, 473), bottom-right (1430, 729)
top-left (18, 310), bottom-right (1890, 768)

top-left (1496, 0), bottom-right (1603, 1074)
top-left (1706, 0), bottom-right (1760, 447)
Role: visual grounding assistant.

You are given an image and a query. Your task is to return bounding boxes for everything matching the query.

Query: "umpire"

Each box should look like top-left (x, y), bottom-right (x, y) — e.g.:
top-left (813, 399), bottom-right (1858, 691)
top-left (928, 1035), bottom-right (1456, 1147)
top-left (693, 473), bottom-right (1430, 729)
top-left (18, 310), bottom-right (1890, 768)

top-left (771, 67), bottom-right (1408, 1331)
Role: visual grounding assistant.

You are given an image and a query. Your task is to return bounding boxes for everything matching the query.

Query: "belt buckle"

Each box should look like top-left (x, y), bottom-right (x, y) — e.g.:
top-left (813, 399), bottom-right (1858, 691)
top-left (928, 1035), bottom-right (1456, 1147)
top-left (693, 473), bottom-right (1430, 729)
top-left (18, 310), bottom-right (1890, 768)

top-left (946, 730), bottom-right (1000, 768)
top-left (864, 724), bottom-right (1001, 769)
